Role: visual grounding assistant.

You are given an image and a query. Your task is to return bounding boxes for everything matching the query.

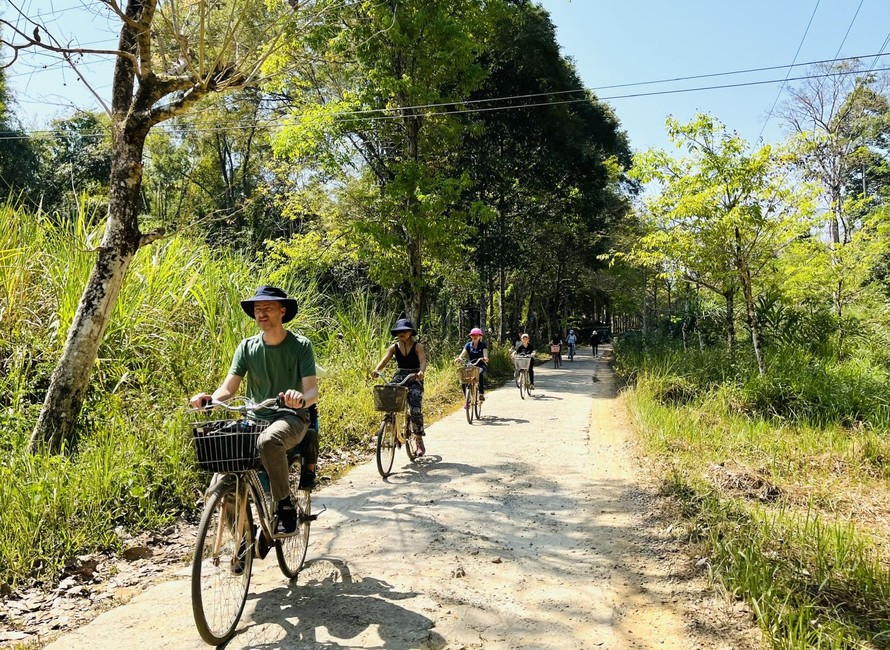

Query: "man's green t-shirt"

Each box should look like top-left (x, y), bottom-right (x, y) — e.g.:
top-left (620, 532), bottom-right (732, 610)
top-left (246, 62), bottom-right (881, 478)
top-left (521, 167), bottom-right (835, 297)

top-left (229, 331), bottom-right (316, 418)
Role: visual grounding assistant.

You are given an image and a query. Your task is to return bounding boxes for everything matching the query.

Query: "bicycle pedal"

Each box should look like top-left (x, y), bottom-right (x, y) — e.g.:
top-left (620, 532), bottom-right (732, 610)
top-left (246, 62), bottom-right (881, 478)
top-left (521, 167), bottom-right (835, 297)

top-left (300, 504), bottom-right (326, 523)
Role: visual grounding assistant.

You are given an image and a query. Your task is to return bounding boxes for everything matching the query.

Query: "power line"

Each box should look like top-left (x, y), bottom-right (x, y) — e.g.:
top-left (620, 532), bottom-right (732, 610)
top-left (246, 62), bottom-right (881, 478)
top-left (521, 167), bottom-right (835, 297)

top-left (1, 61), bottom-right (888, 142)
top-left (833, 0), bottom-right (865, 60)
top-left (758, 0), bottom-right (822, 143)
top-left (867, 31), bottom-right (890, 73)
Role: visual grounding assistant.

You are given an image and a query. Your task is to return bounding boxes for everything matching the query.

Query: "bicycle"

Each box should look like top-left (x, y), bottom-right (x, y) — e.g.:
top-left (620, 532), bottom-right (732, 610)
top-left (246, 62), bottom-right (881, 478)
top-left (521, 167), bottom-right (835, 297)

top-left (458, 359), bottom-right (484, 423)
top-left (567, 342), bottom-right (575, 361)
top-left (372, 371), bottom-right (422, 477)
top-left (550, 344), bottom-right (562, 368)
top-left (188, 397), bottom-right (320, 646)
top-left (513, 354), bottom-right (533, 399)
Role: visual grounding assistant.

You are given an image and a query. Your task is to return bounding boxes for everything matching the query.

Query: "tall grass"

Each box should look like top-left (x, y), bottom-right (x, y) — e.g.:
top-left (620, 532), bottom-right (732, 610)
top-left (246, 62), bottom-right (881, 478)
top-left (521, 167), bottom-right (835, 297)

top-left (0, 205), bottom-right (474, 588)
top-left (620, 333), bottom-right (890, 648)
top-left (662, 476), bottom-right (890, 648)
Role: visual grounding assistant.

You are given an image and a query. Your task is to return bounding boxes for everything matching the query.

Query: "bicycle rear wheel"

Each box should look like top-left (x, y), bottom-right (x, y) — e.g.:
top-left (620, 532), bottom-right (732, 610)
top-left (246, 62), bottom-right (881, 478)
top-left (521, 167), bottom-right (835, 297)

top-left (276, 462), bottom-right (311, 579)
top-left (404, 413), bottom-right (420, 461)
top-left (192, 479), bottom-right (253, 646)
top-left (474, 391), bottom-right (482, 419)
top-left (376, 416), bottom-right (397, 477)
top-left (524, 374), bottom-right (533, 397)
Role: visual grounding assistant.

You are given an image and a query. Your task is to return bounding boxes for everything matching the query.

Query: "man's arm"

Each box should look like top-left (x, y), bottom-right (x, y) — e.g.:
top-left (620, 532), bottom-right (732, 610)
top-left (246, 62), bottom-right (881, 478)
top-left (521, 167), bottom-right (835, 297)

top-left (189, 373), bottom-right (242, 408)
top-left (280, 375), bottom-right (318, 410)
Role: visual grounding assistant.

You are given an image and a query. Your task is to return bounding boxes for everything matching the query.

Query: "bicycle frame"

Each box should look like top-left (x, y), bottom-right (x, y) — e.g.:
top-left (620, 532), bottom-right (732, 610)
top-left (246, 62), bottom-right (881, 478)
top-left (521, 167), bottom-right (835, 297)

top-left (190, 397), bottom-right (317, 646)
top-left (458, 359), bottom-right (483, 423)
top-left (374, 371), bottom-right (421, 477)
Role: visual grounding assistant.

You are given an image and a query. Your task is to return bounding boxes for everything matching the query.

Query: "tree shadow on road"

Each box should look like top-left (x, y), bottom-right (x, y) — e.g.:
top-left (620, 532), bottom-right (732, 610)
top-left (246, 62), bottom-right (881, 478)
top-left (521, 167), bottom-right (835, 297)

top-left (475, 416), bottom-right (529, 426)
top-left (377, 456), bottom-right (486, 486)
top-left (227, 557), bottom-right (446, 649)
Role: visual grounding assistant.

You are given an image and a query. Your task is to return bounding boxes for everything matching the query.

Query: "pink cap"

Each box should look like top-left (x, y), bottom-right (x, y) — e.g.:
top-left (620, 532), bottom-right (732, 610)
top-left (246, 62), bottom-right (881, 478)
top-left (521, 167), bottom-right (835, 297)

top-left (469, 327), bottom-right (483, 336)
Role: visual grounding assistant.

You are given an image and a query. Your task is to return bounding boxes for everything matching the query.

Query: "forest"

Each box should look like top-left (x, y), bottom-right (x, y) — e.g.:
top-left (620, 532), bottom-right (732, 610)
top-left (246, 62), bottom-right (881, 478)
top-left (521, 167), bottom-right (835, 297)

top-left (2, 0), bottom-right (890, 647)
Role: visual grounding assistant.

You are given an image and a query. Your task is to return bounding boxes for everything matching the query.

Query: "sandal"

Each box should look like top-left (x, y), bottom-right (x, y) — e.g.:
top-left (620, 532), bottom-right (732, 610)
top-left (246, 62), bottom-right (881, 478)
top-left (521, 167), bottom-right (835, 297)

top-left (415, 435), bottom-right (425, 457)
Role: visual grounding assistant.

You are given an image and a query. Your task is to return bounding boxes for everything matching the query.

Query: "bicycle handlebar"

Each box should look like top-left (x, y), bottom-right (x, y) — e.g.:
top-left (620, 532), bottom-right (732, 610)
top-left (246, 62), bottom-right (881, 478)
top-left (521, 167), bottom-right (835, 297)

top-left (190, 396), bottom-right (299, 417)
top-left (381, 371), bottom-right (417, 386)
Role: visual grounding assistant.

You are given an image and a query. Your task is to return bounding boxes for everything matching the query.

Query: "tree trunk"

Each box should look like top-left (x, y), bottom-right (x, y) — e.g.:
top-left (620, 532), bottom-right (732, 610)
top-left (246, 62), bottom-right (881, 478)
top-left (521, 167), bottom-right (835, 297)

top-left (498, 266), bottom-right (505, 342)
top-left (30, 122), bottom-right (148, 452)
top-left (735, 228), bottom-right (766, 375)
top-left (724, 290), bottom-right (735, 355)
top-left (641, 273), bottom-right (649, 340)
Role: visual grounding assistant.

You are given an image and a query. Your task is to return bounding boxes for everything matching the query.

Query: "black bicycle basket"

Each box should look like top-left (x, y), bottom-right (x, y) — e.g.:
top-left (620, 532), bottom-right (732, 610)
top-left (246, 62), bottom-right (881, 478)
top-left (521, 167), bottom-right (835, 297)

top-left (191, 418), bottom-right (270, 472)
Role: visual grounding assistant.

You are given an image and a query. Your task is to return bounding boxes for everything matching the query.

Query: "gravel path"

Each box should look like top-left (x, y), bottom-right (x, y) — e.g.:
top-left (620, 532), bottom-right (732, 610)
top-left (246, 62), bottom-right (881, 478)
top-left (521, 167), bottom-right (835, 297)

top-left (43, 347), bottom-right (761, 649)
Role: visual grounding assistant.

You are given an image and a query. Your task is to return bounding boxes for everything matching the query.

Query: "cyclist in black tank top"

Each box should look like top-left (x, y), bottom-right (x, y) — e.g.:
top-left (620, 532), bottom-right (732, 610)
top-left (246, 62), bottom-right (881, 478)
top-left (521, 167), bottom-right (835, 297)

top-left (371, 318), bottom-right (428, 455)
top-left (394, 341), bottom-right (421, 369)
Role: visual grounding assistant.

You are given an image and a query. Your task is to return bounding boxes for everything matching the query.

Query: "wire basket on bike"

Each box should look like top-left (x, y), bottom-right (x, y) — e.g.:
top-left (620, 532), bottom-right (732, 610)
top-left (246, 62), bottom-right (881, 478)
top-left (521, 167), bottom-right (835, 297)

top-left (191, 418), bottom-right (270, 472)
top-left (513, 356), bottom-right (531, 371)
top-left (373, 385), bottom-right (408, 412)
top-left (550, 344), bottom-right (561, 354)
top-left (459, 366), bottom-right (480, 384)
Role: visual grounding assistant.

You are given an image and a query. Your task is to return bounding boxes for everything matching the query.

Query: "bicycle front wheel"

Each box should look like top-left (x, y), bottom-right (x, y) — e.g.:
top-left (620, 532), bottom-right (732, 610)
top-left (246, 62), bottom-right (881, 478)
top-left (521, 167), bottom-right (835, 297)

top-left (276, 462), bottom-right (311, 579)
top-left (192, 478), bottom-right (253, 646)
top-left (465, 385), bottom-right (474, 424)
top-left (376, 417), bottom-right (397, 477)
top-left (518, 370), bottom-right (526, 399)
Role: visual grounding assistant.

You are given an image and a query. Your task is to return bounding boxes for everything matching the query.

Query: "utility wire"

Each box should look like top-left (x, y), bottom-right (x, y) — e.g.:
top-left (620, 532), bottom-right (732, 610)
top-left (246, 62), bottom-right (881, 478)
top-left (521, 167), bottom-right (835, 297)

top-left (1, 61), bottom-right (888, 142)
top-left (757, 0), bottom-right (822, 143)
top-left (833, 0), bottom-right (865, 60)
top-left (867, 31), bottom-right (890, 73)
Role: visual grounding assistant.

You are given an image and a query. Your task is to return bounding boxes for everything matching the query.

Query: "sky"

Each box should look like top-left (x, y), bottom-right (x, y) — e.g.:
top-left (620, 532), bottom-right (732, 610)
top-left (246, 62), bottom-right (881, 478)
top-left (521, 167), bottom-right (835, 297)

top-left (4, 0), bottom-right (890, 153)
top-left (538, 0), bottom-right (890, 152)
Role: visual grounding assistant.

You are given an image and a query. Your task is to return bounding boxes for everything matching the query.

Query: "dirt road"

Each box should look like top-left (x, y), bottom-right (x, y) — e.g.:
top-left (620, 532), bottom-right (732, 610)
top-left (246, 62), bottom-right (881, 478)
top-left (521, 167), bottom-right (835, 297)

top-left (44, 348), bottom-right (760, 649)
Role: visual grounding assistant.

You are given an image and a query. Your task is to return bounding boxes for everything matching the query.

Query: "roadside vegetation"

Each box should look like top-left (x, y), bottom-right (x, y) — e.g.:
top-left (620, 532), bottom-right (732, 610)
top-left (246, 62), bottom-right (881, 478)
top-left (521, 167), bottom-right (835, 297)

top-left (615, 337), bottom-right (890, 648)
top-left (0, 205), bottom-right (519, 590)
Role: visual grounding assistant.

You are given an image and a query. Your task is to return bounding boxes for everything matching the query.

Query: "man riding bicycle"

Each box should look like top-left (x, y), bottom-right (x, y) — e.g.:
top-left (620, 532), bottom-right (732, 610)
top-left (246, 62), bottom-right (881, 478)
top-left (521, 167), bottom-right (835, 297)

top-left (567, 329), bottom-right (577, 359)
top-left (190, 285), bottom-right (319, 536)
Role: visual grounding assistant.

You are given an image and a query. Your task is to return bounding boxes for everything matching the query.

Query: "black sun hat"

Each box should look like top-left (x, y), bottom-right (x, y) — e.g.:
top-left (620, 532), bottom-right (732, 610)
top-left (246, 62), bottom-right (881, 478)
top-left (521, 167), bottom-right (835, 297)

top-left (390, 318), bottom-right (417, 336)
top-left (240, 286), bottom-right (298, 323)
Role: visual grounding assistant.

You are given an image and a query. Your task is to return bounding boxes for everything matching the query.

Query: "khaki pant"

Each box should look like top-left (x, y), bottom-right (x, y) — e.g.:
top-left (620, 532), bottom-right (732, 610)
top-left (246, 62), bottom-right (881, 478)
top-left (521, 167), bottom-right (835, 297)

top-left (257, 412), bottom-right (313, 503)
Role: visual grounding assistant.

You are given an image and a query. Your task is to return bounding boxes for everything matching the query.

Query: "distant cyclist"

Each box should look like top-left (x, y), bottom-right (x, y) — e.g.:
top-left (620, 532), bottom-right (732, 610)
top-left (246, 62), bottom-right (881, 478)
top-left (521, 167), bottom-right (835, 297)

top-left (513, 333), bottom-right (536, 390)
top-left (549, 333), bottom-right (563, 368)
top-left (455, 327), bottom-right (489, 402)
top-left (372, 318), bottom-right (428, 456)
top-left (567, 329), bottom-right (577, 359)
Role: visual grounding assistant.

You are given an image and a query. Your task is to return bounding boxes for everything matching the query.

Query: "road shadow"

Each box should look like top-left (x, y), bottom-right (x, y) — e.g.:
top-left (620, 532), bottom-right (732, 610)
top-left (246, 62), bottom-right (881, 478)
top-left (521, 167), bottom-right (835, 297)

top-left (228, 557), bottom-right (446, 649)
top-left (475, 415), bottom-right (529, 426)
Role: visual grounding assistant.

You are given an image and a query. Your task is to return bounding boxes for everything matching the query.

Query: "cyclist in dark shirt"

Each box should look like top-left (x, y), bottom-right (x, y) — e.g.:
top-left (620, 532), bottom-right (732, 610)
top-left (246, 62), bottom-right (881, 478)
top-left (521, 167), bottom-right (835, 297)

top-left (455, 327), bottom-right (489, 401)
top-left (513, 333), bottom-right (535, 389)
top-left (550, 333), bottom-right (563, 368)
top-left (371, 318), bottom-right (428, 456)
